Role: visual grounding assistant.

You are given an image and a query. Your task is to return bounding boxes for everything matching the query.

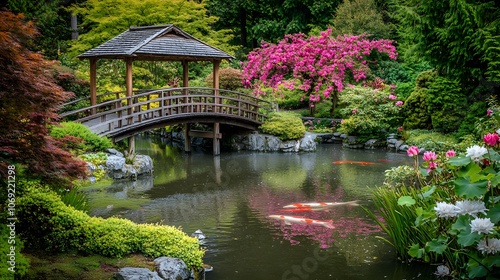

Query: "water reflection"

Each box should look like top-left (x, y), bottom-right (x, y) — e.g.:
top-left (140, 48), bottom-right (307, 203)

top-left (86, 135), bottom-right (435, 280)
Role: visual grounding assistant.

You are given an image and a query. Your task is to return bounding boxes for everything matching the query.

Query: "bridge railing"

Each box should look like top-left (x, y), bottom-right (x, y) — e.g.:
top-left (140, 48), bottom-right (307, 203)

top-left (60, 87), bottom-right (276, 137)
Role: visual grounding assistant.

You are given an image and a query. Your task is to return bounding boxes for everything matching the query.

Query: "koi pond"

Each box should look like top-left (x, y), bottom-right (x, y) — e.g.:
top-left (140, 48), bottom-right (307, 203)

top-left (86, 135), bottom-right (435, 280)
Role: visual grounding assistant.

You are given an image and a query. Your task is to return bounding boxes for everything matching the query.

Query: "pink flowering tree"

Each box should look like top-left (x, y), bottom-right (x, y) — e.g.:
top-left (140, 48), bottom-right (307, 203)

top-left (242, 29), bottom-right (398, 115)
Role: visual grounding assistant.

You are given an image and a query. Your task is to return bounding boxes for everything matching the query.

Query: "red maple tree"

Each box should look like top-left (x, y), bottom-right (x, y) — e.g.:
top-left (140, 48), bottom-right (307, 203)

top-left (0, 10), bottom-right (87, 184)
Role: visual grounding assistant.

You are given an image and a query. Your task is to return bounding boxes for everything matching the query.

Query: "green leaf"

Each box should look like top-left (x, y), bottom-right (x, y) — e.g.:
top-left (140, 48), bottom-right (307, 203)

top-left (458, 162), bottom-right (481, 179)
top-left (426, 237), bottom-right (448, 254)
top-left (457, 227), bottom-right (481, 247)
top-left (419, 166), bottom-right (429, 177)
top-left (468, 265), bottom-right (489, 279)
top-left (419, 185), bottom-right (436, 200)
top-left (484, 255), bottom-right (500, 267)
top-left (486, 149), bottom-right (500, 162)
top-left (408, 243), bottom-right (425, 259)
top-left (491, 174), bottom-right (500, 187)
top-left (454, 178), bottom-right (489, 198)
top-left (398, 196), bottom-right (416, 206)
top-left (487, 204), bottom-right (500, 223)
top-left (449, 156), bottom-right (471, 167)
top-left (452, 215), bottom-right (471, 231)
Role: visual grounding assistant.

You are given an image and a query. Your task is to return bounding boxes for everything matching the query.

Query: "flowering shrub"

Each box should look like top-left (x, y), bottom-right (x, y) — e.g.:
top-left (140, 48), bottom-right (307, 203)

top-left (242, 29), bottom-right (397, 112)
top-left (336, 85), bottom-right (403, 139)
top-left (376, 135), bottom-right (500, 278)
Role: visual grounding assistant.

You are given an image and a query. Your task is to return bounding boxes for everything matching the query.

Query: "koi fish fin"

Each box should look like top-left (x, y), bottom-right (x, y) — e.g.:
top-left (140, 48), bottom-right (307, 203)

top-left (284, 221), bottom-right (292, 225)
top-left (348, 200), bottom-right (361, 206)
top-left (323, 220), bottom-right (335, 229)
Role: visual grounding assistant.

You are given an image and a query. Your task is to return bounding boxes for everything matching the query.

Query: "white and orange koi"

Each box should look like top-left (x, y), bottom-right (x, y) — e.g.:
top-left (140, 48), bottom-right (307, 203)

top-left (268, 215), bottom-right (335, 229)
top-left (282, 200), bottom-right (360, 209)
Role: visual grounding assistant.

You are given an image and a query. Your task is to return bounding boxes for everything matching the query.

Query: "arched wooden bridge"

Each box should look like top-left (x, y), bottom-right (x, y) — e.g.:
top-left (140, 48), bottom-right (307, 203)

top-left (61, 87), bottom-right (275, 144)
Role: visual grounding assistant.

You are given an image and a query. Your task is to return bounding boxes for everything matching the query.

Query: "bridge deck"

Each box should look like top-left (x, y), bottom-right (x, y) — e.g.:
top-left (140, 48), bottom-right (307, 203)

top-left (61, 87), bottom-right (274, 141)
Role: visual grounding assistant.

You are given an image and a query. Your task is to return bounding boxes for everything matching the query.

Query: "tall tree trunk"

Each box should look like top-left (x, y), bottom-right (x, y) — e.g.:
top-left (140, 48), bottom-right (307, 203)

top-left (330, 91), bottom-right (339, 117)
top-left (239, 8), bottom-right (247, 48)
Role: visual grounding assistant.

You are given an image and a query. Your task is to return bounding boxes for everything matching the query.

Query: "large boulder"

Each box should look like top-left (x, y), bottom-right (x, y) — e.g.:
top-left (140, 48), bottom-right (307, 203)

top-left (114, 267), bottom-right (163, 280)
top-left (154, 257), bottom-right (191, 280)
top-left (133, 155), bottom-right (154, 175)
top-left (106, 155), bottom-right (127, 179)
top-left (300, 132), bottom-right (317, 152)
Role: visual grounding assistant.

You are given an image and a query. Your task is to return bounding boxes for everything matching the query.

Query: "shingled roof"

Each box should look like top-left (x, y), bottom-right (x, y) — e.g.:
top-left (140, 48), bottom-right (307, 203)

top-left (77, 25), bottom-right (234, 61)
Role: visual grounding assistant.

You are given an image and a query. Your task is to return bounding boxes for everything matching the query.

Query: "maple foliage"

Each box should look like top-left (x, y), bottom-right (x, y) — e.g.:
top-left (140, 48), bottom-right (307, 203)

top-left (242, 29), bottom-right (397, 114)
top-left (0, 10), bottom-right (87, 184)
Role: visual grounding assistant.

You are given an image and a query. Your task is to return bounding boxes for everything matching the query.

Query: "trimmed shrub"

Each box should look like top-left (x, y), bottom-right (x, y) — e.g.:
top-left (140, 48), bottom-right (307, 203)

top-left (205, 67), bottom-right (243, 90)
top-left (259, 112), bottom-right (306, 140)
top-left (16, 186), bottom-right (204, 267)
top-left (50, 122), bottom-right (113, 152)
top-left (426, 76), bottom-right (467, 132)
top-left (337, 85), bottom-right (403, 140)
top-left (404, 129), bottom-right (458, 152)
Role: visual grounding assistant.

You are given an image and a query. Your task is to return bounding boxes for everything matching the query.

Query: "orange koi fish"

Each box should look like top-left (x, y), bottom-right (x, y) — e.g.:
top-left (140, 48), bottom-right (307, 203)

top-left (268, 215), bottom-right (335, 229)
top-left (283, 200), bottom-right (360, 209)
top-left (332, 160), bottom-right (377, 165)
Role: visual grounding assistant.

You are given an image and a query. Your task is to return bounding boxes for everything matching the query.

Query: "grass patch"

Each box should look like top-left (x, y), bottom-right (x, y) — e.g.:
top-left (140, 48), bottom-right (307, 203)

top-left (23, 251), bottom-right (154, 280)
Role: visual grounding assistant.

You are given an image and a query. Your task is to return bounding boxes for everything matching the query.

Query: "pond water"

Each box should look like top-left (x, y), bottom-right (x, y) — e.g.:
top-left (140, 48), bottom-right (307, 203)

top-left (86, 135), bottom-right (435, 280)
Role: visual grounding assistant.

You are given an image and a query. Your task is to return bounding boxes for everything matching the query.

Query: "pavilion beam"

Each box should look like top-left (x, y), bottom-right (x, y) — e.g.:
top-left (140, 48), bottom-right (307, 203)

top-left (213, 60), bottom-right (221, 156)
top-left (125, 57), bottom-right (135, 155)
top-left (89, 58), bottom-right (97, 114)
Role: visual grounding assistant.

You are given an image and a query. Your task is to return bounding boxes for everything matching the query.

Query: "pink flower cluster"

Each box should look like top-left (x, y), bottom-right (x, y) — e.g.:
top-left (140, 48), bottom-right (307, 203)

top-left (446, 150), bottom-right (456, 157)
top-left (242, 29), bottom-right (398, 103)
top-left (483, 133), bottom-right (499, 147)
top-left (423, 151), bottom-right (438, 171)
top-left (407, 146), bottom-right (419, 157)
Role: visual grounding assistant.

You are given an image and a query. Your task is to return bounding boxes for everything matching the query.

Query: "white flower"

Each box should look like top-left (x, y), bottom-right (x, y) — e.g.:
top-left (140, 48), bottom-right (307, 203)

top-left (434, 202), bottom-right (458, 219)
top-left (470, 217), bottom-right (495, 234)
top-left (465, 145), bottom-right (488, 162)
top-left (455, 200), bottom-right (488, 217)
top-left (477, 238), bottom-right (500, 255)
top-left (435, 265), bottom-right (450, 277)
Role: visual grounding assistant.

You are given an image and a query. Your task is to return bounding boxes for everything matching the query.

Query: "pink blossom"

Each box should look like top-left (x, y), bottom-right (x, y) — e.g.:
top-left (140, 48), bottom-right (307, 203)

top-left (407, 146), bottom-right (419, 157)
top-left (483, 133), bottom-right (499, 147)
top-left (429, 161), bottom-right (438, 169)
top-left (397, 126), bottom-right (403, 132)
top-left (423, 151), bottom-right (437, 161)
top-left (487, 109), bottom-right (493, 117)
top-left (445, 150), bottom-right (456, 157)
top-left (390, 84), bottom-right (396, 90)
top-left (395, 101), bottom-right (403, 106)
top-left (352, 109), bottom-right (357, 114)
top-left (389, 94), bottom-right (397, 100)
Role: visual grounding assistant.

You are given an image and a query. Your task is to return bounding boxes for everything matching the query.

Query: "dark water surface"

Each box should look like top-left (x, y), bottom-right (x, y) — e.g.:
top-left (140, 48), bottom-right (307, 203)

top-left (87, 135), bottom-right (435, 280)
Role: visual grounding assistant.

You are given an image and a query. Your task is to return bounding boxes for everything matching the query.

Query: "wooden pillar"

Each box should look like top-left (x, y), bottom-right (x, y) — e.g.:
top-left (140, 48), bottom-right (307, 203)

top-left (89, 58), bottom-right (97, 114)
top-left (213, 60), bottom-right (220, 112)
top-left (184, 123), bottom-right (191, 153)
top-left (182, 60), bottom-right (189, 112)
top-left (213, 60), bottom-right (221, 156)
top-left (125, 58), bottom-right (134, 155)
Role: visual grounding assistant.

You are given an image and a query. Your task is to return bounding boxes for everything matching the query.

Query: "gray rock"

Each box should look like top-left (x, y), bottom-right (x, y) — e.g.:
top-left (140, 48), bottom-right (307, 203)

top-left (395, 140), bottom-right (405, 150)
top-left (114, 267), bottom-right (162, 280)
top-left (133, 155), bottom-right (154, 175)
top-left (106, 155), bottom-right (126, 171)
top-left (280, 140), bottom-right (300, 152)
top-left (387, 138), bottom-right (398, 145)
top-left (266, 136), bottom-right (281, 152)
top-left (86, 162), bottom-right (97, 173)
top-left (399, 144), bottom-right (409, 151)
top-left (107, 148), bottom-right (124, 158)
top-left (333, 132), bottom-right (342, 137)
top-left (154, 257), bottom-right (190, 280)
top-left (340, 134), bottom-right (347, 139)
top-left (300, 133), bottom-right (317, 152)
top-left (248, 134), bottom-right (266, 151)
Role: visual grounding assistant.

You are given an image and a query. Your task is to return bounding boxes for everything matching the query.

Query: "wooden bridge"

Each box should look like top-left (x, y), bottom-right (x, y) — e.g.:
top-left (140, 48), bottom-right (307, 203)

top-left (61, 87), bottom-right (275, 154)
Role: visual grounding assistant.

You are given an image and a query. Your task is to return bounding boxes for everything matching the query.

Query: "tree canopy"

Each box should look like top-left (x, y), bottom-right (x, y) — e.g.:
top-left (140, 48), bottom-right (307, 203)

top-left (0, 10), bottom-right (87, 183)
top-left (69, 0), bottom-right (235, 57)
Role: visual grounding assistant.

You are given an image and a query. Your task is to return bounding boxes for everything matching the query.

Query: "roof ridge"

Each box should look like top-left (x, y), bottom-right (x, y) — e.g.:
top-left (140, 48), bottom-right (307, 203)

top-left (126, 25), bottom-right (173, 55)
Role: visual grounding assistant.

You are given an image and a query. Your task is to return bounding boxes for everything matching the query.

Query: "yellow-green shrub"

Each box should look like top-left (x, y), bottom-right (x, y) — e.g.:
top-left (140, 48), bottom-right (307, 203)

top-left (259, 112), bottom-right (306, 140)
top-left (17, 186), bottom-right (204, 267)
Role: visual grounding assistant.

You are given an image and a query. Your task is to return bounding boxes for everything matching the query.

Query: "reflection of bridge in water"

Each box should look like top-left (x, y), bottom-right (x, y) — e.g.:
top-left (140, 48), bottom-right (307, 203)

top-left (61, 87), bottom-right (274, 154)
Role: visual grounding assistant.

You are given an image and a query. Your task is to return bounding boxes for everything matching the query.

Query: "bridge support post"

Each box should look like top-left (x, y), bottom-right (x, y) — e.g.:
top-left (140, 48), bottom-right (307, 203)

top-left (128, 136), bottom-right (135, 155)
top-left (184, 123), bottom-right (191, 153)
top-left (213, 122), bottom-right (220, 156)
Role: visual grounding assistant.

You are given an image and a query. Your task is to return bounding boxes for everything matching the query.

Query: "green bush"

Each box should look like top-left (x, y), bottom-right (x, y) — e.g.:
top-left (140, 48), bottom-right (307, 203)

top-left (456, 101), bottom-right (487, 138)
top-left (0, 224), bottom-right (30, 279)
top-left (205, 67), bottom-right (243, 90)
top-left (404, 129), bottom-right (458, 152)
top-left (337, 85), bottom-right (403, 139)
top-left (50, 122), bottom-right (113, 153)
top-left (16, 186), bottom-right (204, 267)
top-left (426, 76), bottom-right (467, 132)
top-left (260, 112), bottom-right (306, 140)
